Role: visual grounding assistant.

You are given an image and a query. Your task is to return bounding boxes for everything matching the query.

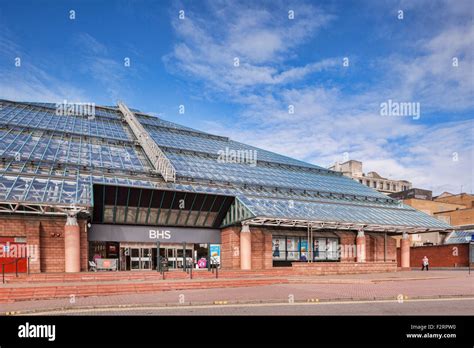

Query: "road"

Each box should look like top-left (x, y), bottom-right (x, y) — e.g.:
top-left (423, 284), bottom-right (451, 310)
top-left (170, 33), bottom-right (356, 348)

top-left (25, 297), bottom-right (474, 315)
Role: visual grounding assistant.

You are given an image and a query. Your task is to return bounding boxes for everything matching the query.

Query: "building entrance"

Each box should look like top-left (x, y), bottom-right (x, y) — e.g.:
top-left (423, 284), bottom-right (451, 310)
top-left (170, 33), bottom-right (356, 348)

top-left (160, 245), bottom-right (193, 269)
top-left (118, 243), bottom-right (197, 271)
top-left (130, 247), bottom-right (152, 270)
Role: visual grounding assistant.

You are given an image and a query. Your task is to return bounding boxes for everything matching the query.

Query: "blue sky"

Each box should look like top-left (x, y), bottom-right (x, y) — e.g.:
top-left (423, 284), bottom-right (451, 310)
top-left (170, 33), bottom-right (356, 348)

top-left (0, 0), bottom-right (472, 194)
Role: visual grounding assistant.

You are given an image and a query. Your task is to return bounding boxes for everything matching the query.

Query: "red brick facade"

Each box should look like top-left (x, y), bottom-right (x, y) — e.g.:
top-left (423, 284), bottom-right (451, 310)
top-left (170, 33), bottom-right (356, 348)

top-left (366, 233), bottom-right (397, 262)
top-left (0, 216), bottom-right (88, 273)
top-left (220, 226), bottom-right (241, 269)
top-left (221, 226), bottom-right (398, 273)
top-left (292, 261), bottom-right (397, 275)
top-left (397, 243), bottom-right (469, 268)
top-left (2, 215), bottom-right (400, 275)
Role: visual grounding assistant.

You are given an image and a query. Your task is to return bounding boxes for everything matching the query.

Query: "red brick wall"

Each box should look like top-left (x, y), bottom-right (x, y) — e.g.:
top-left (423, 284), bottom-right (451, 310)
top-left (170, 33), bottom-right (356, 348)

top-left (220, 226), bottom-right (240, 270)
top-left (292, 261), bottom-right (397, 275)
top-left (249, 227), bottom-right (273, 270)
top-left (366, 233), bottom-right (397, 262)
top-left (0, 216), bottom-right (88, 273)
top-left (220, 226), bottom-right (273, 270)
top-left (335, 232), bottom-right (356, 261)
top-left (220, 227), bottom-right (398, 270)
top-left (396, 243), bottom-right (469, 267)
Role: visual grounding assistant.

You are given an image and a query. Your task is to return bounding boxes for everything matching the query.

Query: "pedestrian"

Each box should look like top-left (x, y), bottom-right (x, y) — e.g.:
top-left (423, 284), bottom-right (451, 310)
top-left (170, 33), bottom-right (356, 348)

top-left (422, 256), bottom-right (429, 271)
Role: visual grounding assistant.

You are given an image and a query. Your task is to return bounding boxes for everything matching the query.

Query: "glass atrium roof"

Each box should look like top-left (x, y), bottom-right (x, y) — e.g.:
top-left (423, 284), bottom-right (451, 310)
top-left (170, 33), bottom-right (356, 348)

top-left (0, 100), bottom-right (451, 230)
top-left (445, 230), bottom-right (474, 244)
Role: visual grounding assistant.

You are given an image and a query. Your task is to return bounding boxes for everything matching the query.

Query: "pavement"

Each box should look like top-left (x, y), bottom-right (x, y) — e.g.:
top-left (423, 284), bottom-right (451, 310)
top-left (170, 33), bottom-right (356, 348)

top-left (1, 270), bottom-right (472, 315)
top-left (24, 297), bottom-right (474, 316)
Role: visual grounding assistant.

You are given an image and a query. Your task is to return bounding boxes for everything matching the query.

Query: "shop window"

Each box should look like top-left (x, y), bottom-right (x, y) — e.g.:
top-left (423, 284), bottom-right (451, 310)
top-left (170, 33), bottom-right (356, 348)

top-left (272, 236), bottom-right (286, 260)
top-left (272, 236), bottom-right (340, 262)
top-left (286, 237), bottom-right (299, 260)
top-left (314, 237), bottom-right (339, 261)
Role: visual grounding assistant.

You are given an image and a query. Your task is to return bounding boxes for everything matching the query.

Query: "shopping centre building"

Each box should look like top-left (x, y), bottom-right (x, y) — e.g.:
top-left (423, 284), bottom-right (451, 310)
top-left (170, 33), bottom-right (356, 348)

top-left (0, 99), bottom-right (452, 274)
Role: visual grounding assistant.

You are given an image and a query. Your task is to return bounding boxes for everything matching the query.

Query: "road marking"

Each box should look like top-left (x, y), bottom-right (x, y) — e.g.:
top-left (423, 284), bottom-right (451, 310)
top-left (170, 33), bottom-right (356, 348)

top-left (21, 297), bottom-right (474, 315)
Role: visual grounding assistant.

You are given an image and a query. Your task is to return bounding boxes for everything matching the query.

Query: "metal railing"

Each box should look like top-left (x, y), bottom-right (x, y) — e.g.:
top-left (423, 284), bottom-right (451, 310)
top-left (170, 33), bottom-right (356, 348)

top-left (1, 257), bottom-right (30, 284)
top-left (209, 257), bottom-right (220, 279)
top-left (118, 101), bottom-right (176, 182)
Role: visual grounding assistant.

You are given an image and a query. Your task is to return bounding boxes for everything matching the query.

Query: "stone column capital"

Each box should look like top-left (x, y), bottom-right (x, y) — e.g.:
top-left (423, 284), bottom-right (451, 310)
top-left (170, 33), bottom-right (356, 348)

top-left (66, 213), bottom-right (78, 226)
top-left (241, 224), bottom-right (250, 233)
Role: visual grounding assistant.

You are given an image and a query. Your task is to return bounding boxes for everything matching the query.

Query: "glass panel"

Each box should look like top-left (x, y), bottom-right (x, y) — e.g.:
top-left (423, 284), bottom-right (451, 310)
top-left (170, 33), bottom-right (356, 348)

top-left (327, 238), bottom-right (339, 260)
top-left (103, 206), bottom-right (114, 223)
top-left (286, 237), bottom-right (299, 261)
top-left (115, 206), bottom-right (126, 224)
top-left (272, 236), bottom-right (286, 260)
top-left (314, 238), bottom-right (327, 261)
top-left (125, 207), bottom-right (137, 224)
top-left (299, 238), bottom-right (308, 261)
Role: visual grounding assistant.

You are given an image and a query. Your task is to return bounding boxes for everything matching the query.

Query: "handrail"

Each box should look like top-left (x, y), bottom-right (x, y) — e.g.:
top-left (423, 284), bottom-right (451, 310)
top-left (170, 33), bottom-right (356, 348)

top-left (1, 257), bottom-right (29, 284)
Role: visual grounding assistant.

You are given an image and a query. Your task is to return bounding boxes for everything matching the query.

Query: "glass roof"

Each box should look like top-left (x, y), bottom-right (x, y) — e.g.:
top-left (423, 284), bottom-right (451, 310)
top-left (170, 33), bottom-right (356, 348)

top-left (166, 151), bottom-right (387, 198)
top-left (445, 230), bottom-right (474, 244)
top-left (0, 100), bottom-right (452, 230)
top-left (147, 126), bottom-right (323, 169)
top-left (237, 196), bottom-right (452, 228)
top-left (0, 127), bottom-right (150, 173)
top-left (0, 102), bottom-right (131, 141)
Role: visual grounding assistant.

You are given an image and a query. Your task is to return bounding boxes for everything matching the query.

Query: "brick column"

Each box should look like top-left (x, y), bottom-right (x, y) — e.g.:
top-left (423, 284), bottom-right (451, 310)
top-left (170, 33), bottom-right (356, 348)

top-left (64, 213), bottom-right (80, 273)
top-left (400, 232), bottom-right (411, 269)
top-left (356, 230), bottom-right (366, 263)
top-left (25, 221), bottom-right (41, 273)
top-left (240, 224), bottom-right (252, 270)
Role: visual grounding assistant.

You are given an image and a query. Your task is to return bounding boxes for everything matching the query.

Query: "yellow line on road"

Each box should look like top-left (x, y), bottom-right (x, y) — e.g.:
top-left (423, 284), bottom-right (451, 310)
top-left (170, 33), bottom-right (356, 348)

top-left (21, 296), bottom-right (474, 315)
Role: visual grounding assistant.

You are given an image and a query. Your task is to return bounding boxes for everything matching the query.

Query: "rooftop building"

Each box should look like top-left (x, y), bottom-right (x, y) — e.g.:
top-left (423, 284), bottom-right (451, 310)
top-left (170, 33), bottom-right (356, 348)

top-left (329, 160), bottom-right (412, 194)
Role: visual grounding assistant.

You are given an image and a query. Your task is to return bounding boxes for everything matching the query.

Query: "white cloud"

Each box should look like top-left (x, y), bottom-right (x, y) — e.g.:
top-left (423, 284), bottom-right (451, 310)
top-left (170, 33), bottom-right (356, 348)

top-left (164, 1), bottom-right (334, 92)
top-left (165, 1), bottom-right (473, 195)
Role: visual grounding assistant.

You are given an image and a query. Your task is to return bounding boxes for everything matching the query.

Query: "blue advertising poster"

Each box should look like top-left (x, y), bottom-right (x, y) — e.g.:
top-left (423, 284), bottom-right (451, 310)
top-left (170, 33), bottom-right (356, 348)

top-left (210, 244), bottom-right (221, 265)
top-left (299, 239), bottom-right (308, 261)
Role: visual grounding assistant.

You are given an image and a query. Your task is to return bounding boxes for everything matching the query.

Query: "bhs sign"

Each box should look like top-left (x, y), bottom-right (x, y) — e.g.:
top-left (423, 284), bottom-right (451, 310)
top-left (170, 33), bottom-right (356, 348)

top-left (148, 230), bottom-right (171, 240)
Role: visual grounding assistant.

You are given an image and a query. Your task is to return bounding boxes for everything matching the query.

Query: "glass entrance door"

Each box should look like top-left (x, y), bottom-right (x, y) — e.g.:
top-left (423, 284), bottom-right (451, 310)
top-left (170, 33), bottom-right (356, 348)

top-left (129, 248), bottom-right (153, 270)
top-left (141, 248), bottom-right (152, 270)
top-left (166, 248), bottom-right (177, 269)
top-left (163, 246), bottom-right (193, 269)
top-left (130, 248), bottom-right (141, 270)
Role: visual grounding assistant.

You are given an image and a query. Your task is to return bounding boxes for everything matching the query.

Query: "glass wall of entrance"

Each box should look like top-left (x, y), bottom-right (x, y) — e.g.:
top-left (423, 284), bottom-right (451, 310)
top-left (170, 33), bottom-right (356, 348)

top-left (90, 241), bottom-right (213, 271)
top-left (121, 243), bottom-right (197, 271)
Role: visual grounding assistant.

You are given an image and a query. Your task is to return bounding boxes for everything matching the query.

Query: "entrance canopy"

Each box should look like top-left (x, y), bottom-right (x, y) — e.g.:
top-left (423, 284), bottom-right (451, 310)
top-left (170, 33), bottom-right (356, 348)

top-left (92, 184), bottom-right (234, 229)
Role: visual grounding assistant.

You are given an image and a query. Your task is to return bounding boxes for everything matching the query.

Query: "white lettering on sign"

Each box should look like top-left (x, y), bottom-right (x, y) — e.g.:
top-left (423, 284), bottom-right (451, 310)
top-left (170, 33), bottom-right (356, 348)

top-left (149, 230), bottom-right (171, 240)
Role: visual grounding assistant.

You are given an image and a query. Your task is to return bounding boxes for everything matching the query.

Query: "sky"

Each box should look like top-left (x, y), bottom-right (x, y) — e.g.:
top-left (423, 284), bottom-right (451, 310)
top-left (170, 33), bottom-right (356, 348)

top-left (0, 0), bottom-right (473, 195)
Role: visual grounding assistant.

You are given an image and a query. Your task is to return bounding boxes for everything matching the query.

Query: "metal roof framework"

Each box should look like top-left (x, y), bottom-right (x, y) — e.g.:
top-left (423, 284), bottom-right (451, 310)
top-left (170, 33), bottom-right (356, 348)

top-left (0, 201), bottom-right (88, 216)
top-left (117, 101), bottom-right (176, 182)
top-left (243, 216), bottom-right (454, 234)
top-left (0, 100), bottom-right (455, 233)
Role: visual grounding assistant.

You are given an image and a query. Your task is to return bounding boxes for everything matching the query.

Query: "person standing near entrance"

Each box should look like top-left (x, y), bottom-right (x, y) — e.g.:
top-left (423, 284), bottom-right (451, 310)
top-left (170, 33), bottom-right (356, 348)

top-left (422, 256), bottom-right (429, 271)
